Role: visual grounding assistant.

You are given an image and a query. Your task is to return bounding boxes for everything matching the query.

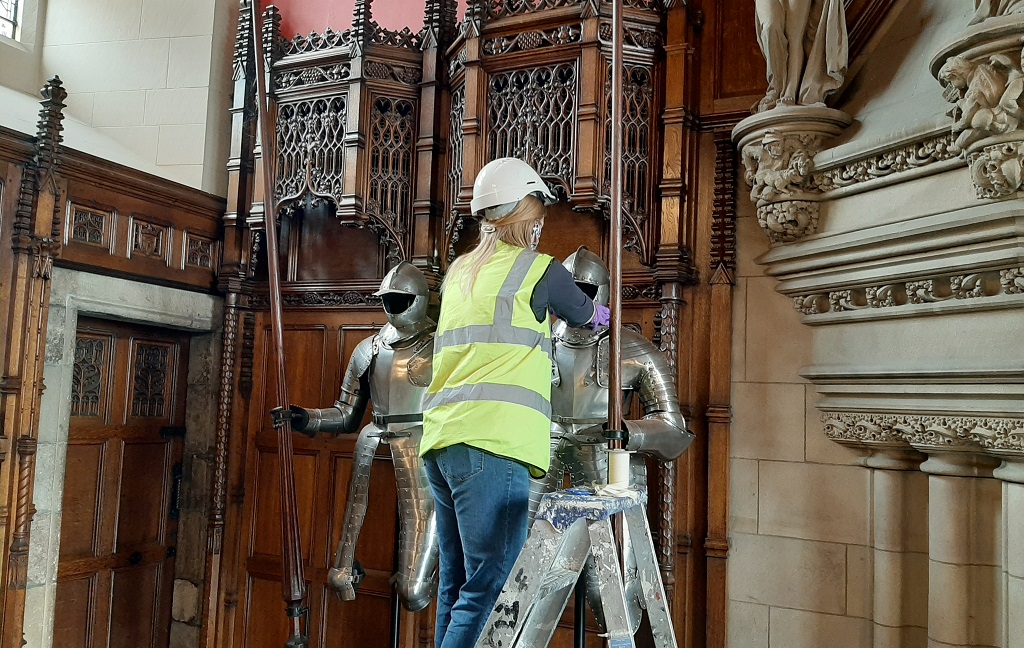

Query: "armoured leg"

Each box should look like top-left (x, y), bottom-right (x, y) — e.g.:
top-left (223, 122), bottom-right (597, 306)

top-left (328, 424), bottom-right (381, 599)
top-left (528, 430), bottom-right (567, 523)
top-left (388, 430), bottom-right (439, 612)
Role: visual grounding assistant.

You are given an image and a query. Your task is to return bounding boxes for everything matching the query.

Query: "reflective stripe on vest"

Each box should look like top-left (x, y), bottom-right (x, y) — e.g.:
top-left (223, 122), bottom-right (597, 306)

top-left (422, 383), bottom-right (552, 417)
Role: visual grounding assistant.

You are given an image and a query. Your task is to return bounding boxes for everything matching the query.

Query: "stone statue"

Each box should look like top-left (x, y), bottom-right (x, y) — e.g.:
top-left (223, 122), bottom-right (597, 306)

top-left (971, 0), bottom-right (1024, 25)
top-left (754, 0), bottom-right (849, 112)
top-left (938, 51), bottom-right (1024, 152)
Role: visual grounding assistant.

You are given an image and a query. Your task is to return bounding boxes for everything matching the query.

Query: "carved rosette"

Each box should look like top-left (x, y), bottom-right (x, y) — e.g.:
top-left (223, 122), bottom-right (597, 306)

top-left (932, 14), bottom-right (1024, 200)
top-left (732, 106), bottom-right (852, 243)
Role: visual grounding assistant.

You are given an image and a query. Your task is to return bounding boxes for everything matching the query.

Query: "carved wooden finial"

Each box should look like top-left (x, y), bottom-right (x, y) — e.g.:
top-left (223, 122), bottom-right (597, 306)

top-left (463, 0), bottom-right (484, 39)
top-left (261, 4), bottom-right (282, 65)
top-left (35, 76), bottom-right (67, 176)
top-left (233, 0), bottom-right (253, 81)
top-left (352, 0), bottom-right (373, 53)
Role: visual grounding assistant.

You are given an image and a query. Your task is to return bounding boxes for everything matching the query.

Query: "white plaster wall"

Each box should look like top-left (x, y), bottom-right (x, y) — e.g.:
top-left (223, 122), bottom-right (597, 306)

top-left (38, 0), bottom-right (236, 195)
top-left (0, 0), bottom-right (45, 94)
top-left (26, 267), bottom-right (220, 648)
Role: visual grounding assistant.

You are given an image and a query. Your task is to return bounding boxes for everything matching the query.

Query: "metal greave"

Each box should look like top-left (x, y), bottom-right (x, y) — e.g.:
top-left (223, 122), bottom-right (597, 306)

top-left (388, 431), bottom-right (439, 612)
top-left (328, 424), bottom-right (380, 599)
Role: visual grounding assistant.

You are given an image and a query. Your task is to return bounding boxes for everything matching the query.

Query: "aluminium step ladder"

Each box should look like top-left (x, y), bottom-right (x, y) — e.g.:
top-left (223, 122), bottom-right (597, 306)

top-left (475, 488), bottom-right (677, 648)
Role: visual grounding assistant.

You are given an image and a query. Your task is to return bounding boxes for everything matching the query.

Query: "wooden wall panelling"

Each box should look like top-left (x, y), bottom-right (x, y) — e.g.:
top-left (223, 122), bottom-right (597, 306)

top-left (58, 180), bottom-right (222, 292)
top-left (702, 133), bottom-right (737, 648)
top-left (0, 77), bottom-right (67, 647)
top-left (230, 309), bottom-right (390, 648)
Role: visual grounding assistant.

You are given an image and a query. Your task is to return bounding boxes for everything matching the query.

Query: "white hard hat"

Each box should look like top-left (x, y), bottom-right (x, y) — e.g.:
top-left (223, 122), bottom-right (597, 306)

top-left (470, 158), bottom-right (557, 216)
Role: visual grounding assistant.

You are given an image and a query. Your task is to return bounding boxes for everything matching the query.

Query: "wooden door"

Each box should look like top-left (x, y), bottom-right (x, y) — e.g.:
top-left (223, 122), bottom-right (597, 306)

top-left (54, 316), bottom-right (190, 648)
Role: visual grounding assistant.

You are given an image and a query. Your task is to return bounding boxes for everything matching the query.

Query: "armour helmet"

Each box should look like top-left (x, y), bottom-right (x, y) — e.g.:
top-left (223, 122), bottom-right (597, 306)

top-left (470, 158), bottom-right (557, 220)
top-left (374, 262), bottom-right (430, 330)
top-left (563, 246), bottom-right (610, 307)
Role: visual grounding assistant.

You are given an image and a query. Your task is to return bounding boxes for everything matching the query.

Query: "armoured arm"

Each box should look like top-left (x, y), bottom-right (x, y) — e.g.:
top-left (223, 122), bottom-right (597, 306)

top-left (621, 332), bottom-right (693, 461)
top-left (294, 337), bottom-right (373, 436)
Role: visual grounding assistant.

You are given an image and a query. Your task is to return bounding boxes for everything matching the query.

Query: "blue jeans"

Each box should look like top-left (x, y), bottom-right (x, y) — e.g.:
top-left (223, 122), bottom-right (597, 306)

top-left (424, 444), bottom-right (530, 648)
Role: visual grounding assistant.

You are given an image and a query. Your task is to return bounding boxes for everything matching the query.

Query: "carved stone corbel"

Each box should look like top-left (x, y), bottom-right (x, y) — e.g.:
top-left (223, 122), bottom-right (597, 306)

top-left (933, 13), bottom-right (1024, 200)
top-left (731, 106), bottom-right (852, 243)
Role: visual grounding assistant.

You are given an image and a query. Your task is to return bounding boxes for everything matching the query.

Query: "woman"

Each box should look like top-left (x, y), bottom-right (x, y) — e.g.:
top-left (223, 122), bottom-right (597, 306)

top-left (420, 158), bottom-right (609, 648)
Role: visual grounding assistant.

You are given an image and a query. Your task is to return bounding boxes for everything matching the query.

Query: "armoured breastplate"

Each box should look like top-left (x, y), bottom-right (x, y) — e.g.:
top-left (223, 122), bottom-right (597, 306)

top-left (368, 333), bottom-right (432, 426)
top-left (551, 329), bottom-right (631, 442)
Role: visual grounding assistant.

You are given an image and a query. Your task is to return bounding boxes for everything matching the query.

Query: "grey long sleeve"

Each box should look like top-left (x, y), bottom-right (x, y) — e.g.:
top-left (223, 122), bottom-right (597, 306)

top-left (531, 259), bottom-right (596, 327)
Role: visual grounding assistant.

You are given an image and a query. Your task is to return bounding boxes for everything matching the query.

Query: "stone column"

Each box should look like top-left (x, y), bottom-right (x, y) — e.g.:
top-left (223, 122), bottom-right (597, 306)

top-left (823, 416), bottom-right (931, 647)
top-left (992, 460), bottom-right (1024, 648)
top-left (920, 453), bottom-right (1002, 648)
top-left (869, 458), bottom-right (929, 648)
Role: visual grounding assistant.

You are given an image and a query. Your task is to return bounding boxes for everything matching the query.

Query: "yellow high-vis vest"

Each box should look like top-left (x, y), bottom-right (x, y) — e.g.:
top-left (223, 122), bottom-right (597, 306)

top-left (420, 242), bottom-right (554, 477)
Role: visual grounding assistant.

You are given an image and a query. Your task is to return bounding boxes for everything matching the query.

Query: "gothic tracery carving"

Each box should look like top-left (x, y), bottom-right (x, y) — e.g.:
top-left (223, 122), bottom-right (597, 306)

top-left (275, 96), bottom-right (348, 204)
top-left (487, 63), bottom-right (578, 189)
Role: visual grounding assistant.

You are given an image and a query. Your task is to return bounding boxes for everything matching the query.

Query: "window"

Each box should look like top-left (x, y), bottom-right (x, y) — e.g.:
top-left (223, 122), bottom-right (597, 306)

top-left (0, 0), bottom-right (19, 39)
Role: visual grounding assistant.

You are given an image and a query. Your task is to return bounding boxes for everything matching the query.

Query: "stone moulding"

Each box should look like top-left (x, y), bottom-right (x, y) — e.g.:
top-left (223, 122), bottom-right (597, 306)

top-left (758, 201), bottom-right (1024, 324)
top-left (823, 410), bottom-right (1024, 461)
top-left (792, 264), bottom-right (1024, 319)
top-left (811, 131), bottom-right (962, 197)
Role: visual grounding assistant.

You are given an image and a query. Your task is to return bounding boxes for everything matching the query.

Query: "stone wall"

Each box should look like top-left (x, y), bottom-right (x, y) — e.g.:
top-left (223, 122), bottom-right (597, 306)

top-left (27, 267), bottom-right (221, 648)
top-left (38, 0), bottom-right (236, 194)
top-left (728, 1), bottom-right (1023, 647)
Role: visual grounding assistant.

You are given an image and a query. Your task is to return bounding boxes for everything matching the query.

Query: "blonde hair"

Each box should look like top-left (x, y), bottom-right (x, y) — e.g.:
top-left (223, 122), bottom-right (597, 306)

top-left (446, 195), bottom-right (546, 296)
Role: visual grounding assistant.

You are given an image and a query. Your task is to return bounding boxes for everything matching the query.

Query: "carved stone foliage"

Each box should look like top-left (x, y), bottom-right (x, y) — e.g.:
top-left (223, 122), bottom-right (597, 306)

top-left (482, 24), bottom-right (581, 56)
top-left (812, 134), bottom-right (959, 192)
top-left (367, 97), bottom-right (416, 242)
top-left (487, 63), bottom-right (578, 190)
top-left (733, 106), bottom-right (852, 243)
top-left (934, 17), bottom-right (1024, 199)
top-left (793, 265), bottom-right (1022, 316)
top-left (824, 411), bottom-right (1024, 456)
top-left (275, 95), bottom-right (348, 204)
top-left (970, 140), bottom-right (1024, 198)
top-left (757, 200), bottom-right (818, 244)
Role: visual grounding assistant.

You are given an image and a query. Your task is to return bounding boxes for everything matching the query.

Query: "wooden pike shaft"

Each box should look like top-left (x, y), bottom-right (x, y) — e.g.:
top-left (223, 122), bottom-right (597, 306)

top-left (608, 0), bottom-right (624, 449)
top-left (249, 1), bottom-right (308, 645)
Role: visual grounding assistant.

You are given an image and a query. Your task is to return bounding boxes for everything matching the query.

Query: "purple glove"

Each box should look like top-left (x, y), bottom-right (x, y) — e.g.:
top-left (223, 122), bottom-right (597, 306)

top-left (591, 304), bottom-right (610, 331)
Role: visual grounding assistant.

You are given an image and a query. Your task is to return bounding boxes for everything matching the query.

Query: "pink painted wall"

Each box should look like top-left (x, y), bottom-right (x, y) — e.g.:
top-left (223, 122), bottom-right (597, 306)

top-left (271, 0), bottom-right (467, 38)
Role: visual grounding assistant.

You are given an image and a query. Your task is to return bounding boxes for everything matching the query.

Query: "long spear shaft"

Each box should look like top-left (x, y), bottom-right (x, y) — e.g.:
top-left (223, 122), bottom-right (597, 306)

top-left (607, 4), bottom-right (628, 647)
top-left (608, 0), bottom-right (624, 449)
top-left (249, 2), bottom-right (308, 646)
